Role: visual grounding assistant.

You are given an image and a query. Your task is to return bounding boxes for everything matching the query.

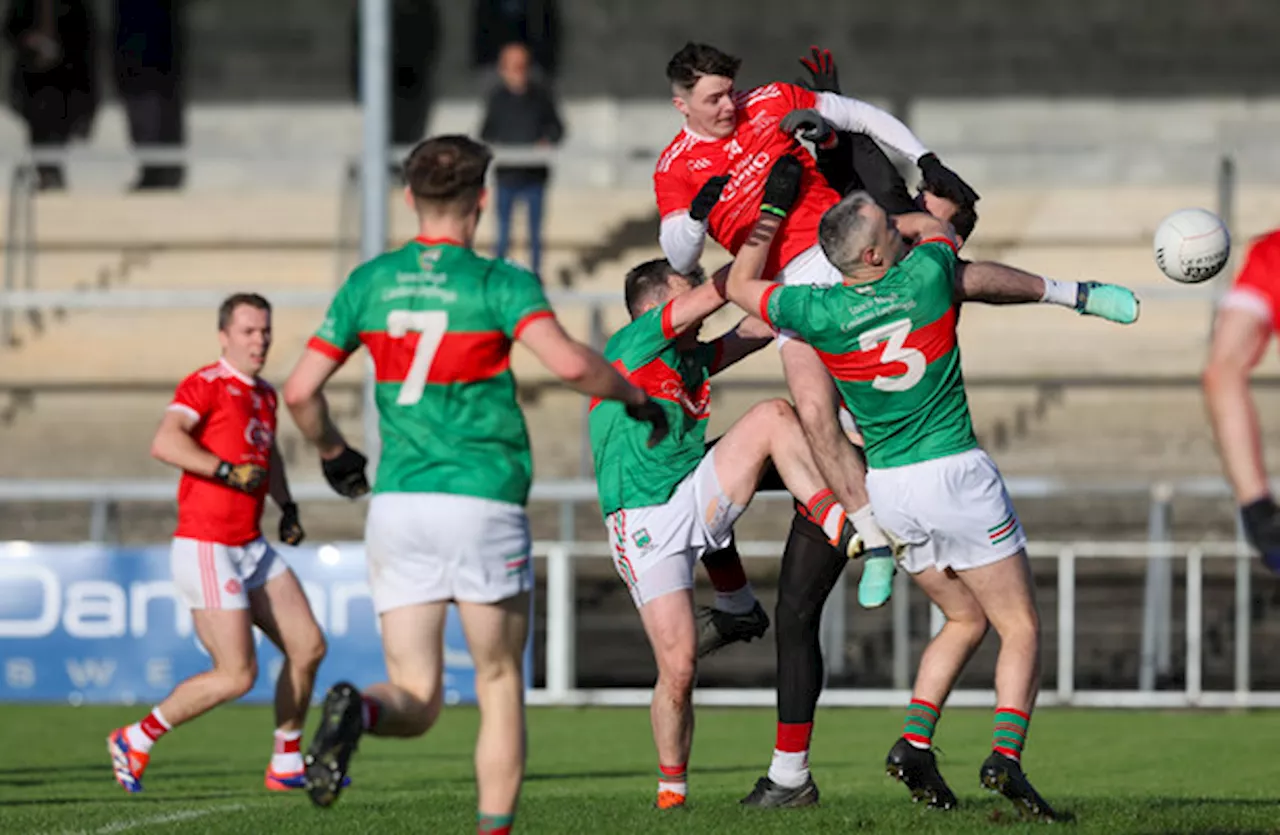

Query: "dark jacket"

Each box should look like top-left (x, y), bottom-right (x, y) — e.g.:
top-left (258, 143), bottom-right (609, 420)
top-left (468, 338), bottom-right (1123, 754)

top-left (479, 81), bottom-right (564, 186)
top-left (472, 0), bottom-right (558, 77)
top-left (4, 0), bottom-right (98, 136)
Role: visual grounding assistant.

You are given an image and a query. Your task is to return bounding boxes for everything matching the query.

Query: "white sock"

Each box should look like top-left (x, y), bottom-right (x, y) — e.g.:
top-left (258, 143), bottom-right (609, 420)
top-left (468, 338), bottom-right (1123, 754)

top-left (124, 707), bottom-right (170, 753)
top-left (1039, 277), bottom-right (1079, 308)
top-left (850, 504), bottom-right (890, 550)
top-left (714, 584), bottom-right (757, 615)
top-left (271, 729), bottom-right (304, 774)
top-left (767, 749), bottom-right (810, 788)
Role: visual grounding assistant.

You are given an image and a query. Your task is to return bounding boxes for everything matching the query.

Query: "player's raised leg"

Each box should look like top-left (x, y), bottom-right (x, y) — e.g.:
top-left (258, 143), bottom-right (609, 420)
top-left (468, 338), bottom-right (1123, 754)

top-left (778, 340), bottom-right (897, 607)
top-left (456, 594), bottom-right (530, 834)
top-left (884, 566), bottom-right (988, 810)
top-left (953, 551), bottom-right (1056, 822)
top-left (695, 539), bottom-right (769, 657)
top-left (249, 566), bottom-right (328, 790)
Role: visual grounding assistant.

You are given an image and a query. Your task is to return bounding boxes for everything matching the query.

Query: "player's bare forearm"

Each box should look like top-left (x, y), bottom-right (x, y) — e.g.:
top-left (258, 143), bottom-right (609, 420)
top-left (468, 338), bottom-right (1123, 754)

top-left (284, 349), bottom-right (350, 459)
top-left (519, 316), bottom-right (647, 406)
top-left (724, 214), bottom-right (781, 315)
top-left (1203, 308), bottom-right (1272, 503)
top-left (711, 316), bottom-right (774, 374)
top-left (150, 412), bottom-right (221, 478)
top-left (286, 390), bottom-right (349, 461)
top-left (666, 266), bottom-right (730, 335)
top-left (953, 261), bottom-right (1046, 305)
top-left (895, 211), bottom-right (953, 244)
top-left (268, 443), bottom-right (294, 508)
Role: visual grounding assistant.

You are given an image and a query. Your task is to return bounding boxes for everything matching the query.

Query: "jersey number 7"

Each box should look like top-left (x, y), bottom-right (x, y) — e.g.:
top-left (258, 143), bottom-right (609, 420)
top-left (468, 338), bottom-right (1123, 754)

top-left (858, 318), bottom-right (925, 392)
top-left (387, 310), bottom-right (449, 405)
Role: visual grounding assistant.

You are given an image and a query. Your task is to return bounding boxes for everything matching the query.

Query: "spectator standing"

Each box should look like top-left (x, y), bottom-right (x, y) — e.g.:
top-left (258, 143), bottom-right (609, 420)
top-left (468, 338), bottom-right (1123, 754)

top-left (4, 0), bottom-right (98, 190)
top-left (480, 42), bottom-right (564, 276)
top-left (472, 0), bottom-right (558, 79)
top-left (113, 0), bottom-right (184, 190)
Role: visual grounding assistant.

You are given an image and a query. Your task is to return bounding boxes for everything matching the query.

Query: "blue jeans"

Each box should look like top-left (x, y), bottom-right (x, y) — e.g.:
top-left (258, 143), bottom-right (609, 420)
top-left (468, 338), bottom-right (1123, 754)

top-left (494, 181), bottom-right (546, 275)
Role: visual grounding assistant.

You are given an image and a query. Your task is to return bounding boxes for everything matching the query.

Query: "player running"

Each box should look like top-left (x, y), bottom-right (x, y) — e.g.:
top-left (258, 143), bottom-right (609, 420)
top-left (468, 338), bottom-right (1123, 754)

top-left (1204, 227), bottom-right (1280, 571)
top-left (726, 159), bottom-right (1066, 821)
top-left (590, 168), bottom-right (871, 810)
top-left (108, 293), bottom-right (323, 794)
top-left (282, 135), bottom-right (667, 834)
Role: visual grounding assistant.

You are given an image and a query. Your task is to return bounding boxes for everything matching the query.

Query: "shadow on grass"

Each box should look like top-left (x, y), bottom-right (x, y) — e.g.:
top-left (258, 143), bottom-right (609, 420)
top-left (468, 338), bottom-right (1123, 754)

top-left (0, 791), bottom-right (243, 808)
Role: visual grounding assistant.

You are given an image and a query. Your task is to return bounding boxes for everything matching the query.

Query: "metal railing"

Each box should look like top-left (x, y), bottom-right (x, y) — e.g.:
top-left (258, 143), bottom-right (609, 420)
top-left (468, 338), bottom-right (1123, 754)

top-left (0, 474), bottom-right (1267, 700)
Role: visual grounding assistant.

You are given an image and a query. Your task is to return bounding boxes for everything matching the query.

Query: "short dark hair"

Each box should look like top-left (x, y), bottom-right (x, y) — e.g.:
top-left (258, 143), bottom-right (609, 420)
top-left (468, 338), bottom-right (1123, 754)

top-left (624, 258), bottom-right (679, 318)
top-left (666, 42), bottom-right (741, 92)
top-left (950, 201), bottom-right (978, 241)
top-left (402, 135), bottom-right (492, 213)
top-left (218, 293), bottom-right (271, 331)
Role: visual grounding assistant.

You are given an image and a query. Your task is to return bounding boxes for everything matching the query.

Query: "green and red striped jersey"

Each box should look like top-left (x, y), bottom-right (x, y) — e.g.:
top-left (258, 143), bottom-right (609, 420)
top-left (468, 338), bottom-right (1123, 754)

top-left (309, 238), bottom-right (553, 504)
top-left (588, 301), bottom-right (721, 516)
top-left (761, 238), bottom-right (977, 469)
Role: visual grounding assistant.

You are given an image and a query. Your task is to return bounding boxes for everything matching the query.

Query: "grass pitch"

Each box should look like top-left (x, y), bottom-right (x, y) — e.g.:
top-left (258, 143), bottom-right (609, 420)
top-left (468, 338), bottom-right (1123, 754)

top-left (2, 704), bottom-right (1277, 834)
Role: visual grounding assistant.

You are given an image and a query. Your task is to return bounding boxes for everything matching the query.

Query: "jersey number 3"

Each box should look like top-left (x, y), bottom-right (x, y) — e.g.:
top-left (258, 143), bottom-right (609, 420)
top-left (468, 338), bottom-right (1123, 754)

top-left (387, 310), bottom-right (449, 405)
top-left (858, 318), bottom-right (925, 392)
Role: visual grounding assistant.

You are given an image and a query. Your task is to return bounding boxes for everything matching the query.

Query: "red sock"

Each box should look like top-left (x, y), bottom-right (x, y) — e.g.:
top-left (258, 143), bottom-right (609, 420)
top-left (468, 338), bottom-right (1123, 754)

top-left (775, 721), bottom-right (813, 754)
top-left (139, 709), bottom-right (170, 742)
top-left (701, 546), bottom-right (748, 593)
top-left (273, 732), bottom-right (301, 755)
top-left (361, 695), bottom-right (381, 731)
top-left (803, 490), bottom-right (847, 543)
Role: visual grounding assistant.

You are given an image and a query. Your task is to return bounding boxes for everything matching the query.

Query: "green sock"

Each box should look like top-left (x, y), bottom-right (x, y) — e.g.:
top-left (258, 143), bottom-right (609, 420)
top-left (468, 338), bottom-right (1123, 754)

top-left (902, 698), bottom-right (940, 749)
top-left (477, 812), bottom-right (515, 834)
top-left (993, 707), bottom-right (1031, 761)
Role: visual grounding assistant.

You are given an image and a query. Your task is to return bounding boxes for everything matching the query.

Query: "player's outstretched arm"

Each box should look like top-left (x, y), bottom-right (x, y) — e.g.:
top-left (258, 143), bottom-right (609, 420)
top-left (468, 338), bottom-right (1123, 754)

top-left (953, 261), bottom-right (1140, 325)
top-left (723, 156), bottom-right (804, 314)
top-left (710, 314), bottom-right (775, 375)
top-left (665, 263), bottom-right (732, 336)
top-left (519, 315), bottom-right (669, 446)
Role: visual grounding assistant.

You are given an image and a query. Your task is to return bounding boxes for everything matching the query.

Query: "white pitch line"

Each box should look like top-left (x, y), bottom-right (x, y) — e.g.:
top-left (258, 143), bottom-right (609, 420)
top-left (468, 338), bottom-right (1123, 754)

top-left (51, 802), bottom-right (249, 835)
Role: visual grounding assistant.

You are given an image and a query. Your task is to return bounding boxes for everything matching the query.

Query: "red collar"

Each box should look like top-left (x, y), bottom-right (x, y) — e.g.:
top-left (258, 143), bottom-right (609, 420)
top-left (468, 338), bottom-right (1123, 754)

top-left (414, 236), bottom-right (466, 248)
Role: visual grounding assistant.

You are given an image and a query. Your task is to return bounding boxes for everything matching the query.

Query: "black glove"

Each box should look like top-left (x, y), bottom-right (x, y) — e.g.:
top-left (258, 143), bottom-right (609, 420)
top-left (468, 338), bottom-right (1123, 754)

top-left (761, 155), bottom-right (805, 218)
top-left (625, 398), bottom-right (670, 449)
top-left (213, 461), bottom-right (266, 494)
top-left (798, 45), bottom-right (840, 94)
top-left (689, 175), bottom-right (729, 223)
top-left (917, 153), bottom-right (980, 205)
top-left (1241, 497), bottom-right (1280, 572)
top-left (322, 446), bottom-right (371, 499)
top-left (780, 109), bottom-right (834, 148)
top-left (278, 501), bottom-right (305, 546)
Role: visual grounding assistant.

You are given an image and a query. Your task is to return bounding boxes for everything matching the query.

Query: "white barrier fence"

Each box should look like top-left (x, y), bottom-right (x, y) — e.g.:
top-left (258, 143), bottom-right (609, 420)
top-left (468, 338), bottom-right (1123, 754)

top-left (527, 538), bottom-right (1271, 710)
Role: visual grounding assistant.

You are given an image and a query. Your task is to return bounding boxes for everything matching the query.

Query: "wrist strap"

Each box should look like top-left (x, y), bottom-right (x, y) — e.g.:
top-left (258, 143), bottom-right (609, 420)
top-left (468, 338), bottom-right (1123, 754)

top-left (760, 204), bottom-right (787, 219)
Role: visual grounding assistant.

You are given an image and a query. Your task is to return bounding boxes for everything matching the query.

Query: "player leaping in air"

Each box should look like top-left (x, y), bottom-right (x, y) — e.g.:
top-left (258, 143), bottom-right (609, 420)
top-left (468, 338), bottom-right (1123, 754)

top-left (589, 166), bottom-right (876, 810)
top-left (655, 41), bottom-right (1140, 625)
top-left (727, 155), bottom-right (1072, 821)
top-left (282, 135), bottom-right (667, 835)
top-left (108, 293), bottom-right (324, 795)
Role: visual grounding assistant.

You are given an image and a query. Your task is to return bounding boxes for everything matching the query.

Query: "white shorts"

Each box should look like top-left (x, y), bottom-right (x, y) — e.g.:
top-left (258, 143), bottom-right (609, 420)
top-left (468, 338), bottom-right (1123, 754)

top-left (170, 536), bottom-right (286, 611)
top-left (365, 492), bottom-right (533, 613)
top-left (866, 449), bottom-right (1027, 575)
top-left (606, 449), bottom-right (746, 608)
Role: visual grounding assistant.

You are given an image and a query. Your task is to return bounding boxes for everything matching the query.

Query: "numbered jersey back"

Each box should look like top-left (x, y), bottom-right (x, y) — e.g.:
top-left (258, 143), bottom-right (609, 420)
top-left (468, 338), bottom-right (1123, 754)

top-left (763, 239), bottom-right (978, 469)
top-left (309, 239), bottom-right (554, 504)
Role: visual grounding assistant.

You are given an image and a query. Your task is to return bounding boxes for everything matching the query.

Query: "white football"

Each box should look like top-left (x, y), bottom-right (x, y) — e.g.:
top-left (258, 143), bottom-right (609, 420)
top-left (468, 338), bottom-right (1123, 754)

top-left (1153, 208), bottom-right (1231, 283)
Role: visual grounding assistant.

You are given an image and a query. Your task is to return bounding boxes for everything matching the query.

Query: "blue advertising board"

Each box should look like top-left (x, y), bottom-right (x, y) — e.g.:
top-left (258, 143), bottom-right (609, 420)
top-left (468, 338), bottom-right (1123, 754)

top-left (0, 542), bottom-right (532, 705)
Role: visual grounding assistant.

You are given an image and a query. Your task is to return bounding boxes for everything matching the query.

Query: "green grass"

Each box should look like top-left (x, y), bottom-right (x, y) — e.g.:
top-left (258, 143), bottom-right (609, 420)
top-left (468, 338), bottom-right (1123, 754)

top-left (2, 705), bottom-right (1278, 834)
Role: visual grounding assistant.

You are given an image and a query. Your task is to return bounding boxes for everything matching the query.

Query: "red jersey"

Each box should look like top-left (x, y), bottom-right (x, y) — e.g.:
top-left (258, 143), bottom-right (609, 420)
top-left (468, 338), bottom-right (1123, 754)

top-left (654, 82), bottom-right (842, 280)
top-left (168, 359), bottom-right (277, 546)
top-left (1226, 230), bottom-right (1280, 330)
